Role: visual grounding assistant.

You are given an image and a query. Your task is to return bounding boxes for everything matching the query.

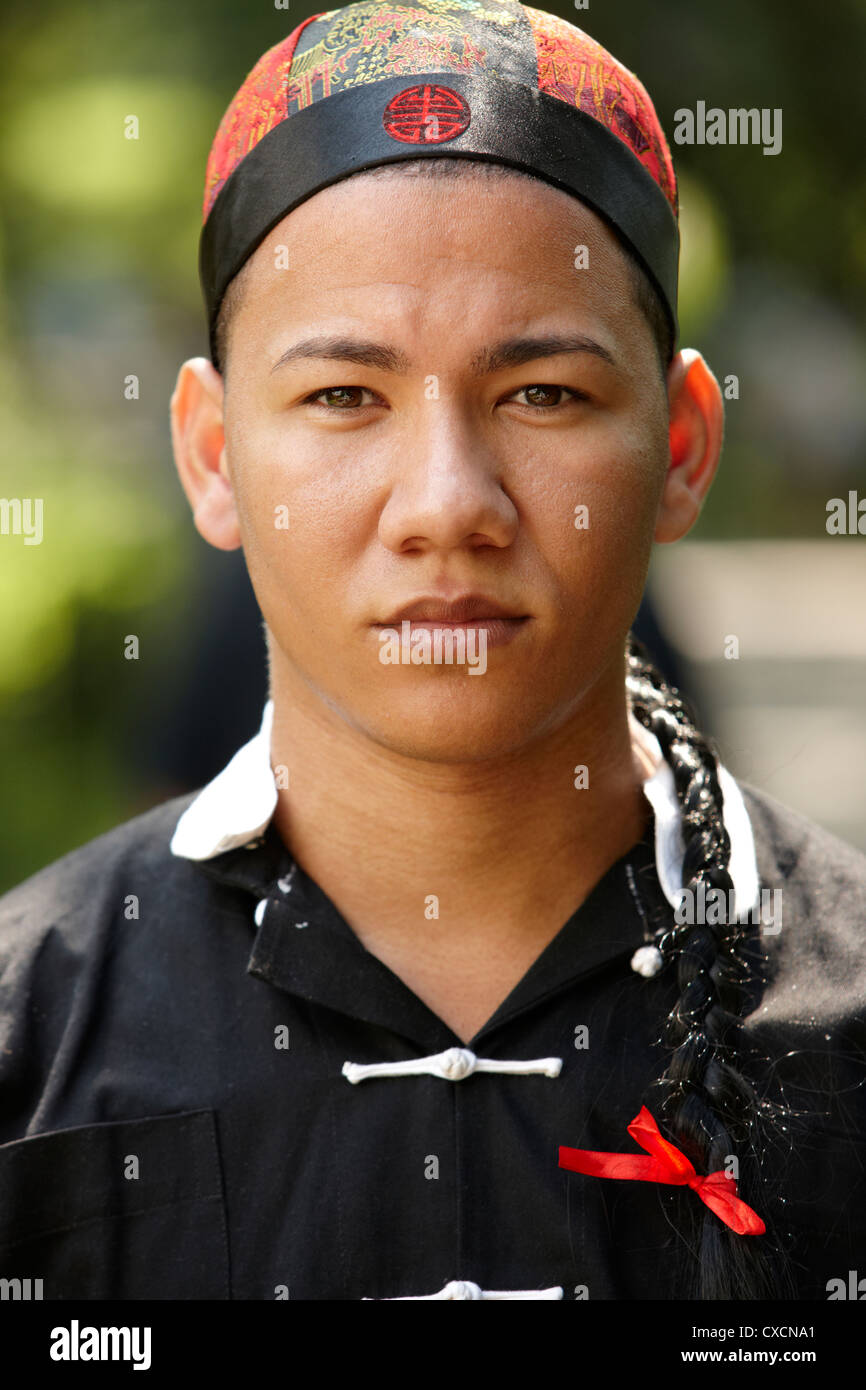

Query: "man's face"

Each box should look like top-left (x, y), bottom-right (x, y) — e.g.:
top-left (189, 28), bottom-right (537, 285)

top-left (219, 172), bottom-right (671, 762)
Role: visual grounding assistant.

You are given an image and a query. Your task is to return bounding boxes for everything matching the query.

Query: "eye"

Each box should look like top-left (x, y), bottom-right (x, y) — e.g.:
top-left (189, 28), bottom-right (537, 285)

top-left (300, 383), bottom-right (587, 412)
top-left (303, 386), bottom-right (381, 410)
top-left (509, 384), bottom-right (587, 411)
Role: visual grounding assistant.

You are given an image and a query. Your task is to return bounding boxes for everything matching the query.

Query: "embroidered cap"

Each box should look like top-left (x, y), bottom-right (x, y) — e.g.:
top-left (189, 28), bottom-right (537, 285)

top-left (199, 0), bottom-right (680, 370)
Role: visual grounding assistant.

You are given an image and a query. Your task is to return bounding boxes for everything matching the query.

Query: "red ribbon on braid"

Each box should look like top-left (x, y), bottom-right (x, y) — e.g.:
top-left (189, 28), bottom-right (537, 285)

top-left (558, 1107), bottom-right (766, 1236)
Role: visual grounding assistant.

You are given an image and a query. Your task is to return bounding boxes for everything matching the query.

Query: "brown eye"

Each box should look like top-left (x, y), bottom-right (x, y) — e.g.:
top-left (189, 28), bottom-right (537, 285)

top-left (512, 384), bottom-right (588, 410)
top-left (522, 384), bottom-right (564, 408)
top-left (312, 387), bottom-right (370, 408)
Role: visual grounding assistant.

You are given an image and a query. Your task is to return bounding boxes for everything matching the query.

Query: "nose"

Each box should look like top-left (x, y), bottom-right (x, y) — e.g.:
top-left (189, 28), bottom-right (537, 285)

top-left (377, 403), bottom-right (519, 555)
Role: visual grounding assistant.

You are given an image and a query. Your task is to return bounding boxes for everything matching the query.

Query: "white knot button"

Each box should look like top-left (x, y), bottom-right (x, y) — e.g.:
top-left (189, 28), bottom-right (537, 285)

top-left (342, 1047), bottom-right (562, 1085)
top-left (631, 944), bottom-right (664, 978)
top-left (438, 1047), bottom-right (476, 1080)
top-left (449, 1281), bottom-right (483, 1300)
top-left (254, 898), bottom-right (269, 927)
top-left (367, 1280), bottom-right (565, 1300)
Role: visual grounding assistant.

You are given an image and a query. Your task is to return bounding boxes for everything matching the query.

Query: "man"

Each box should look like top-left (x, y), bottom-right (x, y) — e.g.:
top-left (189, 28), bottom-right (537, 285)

top-left (1, 1), bottom-right (864, 1302)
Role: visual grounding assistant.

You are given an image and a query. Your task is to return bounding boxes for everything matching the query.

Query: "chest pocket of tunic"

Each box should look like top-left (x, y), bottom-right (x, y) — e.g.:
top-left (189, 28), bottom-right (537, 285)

top-left (0, 1109), bottom-right (229, 1299)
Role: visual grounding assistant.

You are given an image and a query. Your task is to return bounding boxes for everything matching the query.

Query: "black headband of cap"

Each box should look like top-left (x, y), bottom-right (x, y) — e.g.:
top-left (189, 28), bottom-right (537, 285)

top-left (200, 73), bottom-right (680, 371)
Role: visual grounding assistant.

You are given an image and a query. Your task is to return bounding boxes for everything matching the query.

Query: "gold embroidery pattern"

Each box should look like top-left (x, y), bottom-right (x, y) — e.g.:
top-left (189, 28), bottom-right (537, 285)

top-left (287, 1), bottom-right (521, 112)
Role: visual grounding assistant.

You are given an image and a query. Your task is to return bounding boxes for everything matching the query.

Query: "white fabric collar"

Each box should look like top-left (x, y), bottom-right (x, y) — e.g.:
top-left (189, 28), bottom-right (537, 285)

top-left (170, 700), bottom-right (278, 861)
top-left (170, 699), bottom-right (760, 916)
top-left (628, 714), bottom-right (760, 919)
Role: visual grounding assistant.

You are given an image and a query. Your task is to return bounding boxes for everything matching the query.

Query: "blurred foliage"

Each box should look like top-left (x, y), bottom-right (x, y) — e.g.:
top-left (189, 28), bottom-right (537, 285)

top-left (1, 0), bottom-right (864, 889)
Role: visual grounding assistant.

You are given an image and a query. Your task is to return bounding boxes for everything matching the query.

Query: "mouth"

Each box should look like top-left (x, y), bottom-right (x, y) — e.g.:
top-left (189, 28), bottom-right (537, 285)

top-left (372, 595), bottom-right (530, 649)
top-left (375, 595), bottom-right (529, 625)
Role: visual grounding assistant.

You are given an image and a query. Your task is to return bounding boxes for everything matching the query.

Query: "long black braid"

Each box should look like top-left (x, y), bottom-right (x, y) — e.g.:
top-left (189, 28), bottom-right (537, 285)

top-left (626, 632), bottom-right (791, 1300)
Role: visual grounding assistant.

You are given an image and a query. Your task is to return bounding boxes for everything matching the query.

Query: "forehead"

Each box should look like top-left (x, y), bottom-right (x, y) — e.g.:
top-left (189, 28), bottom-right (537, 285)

top-left (233, 169), bottom-right (642, 356)
top-left (258, 168), bottom-right (628, 275)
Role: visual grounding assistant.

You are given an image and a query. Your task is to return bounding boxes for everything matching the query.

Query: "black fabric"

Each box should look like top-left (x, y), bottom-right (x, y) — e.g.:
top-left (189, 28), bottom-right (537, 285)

top-left (199, 73), bottom-right (680, 369)
top-left (0, 786), bottom-right (864, 1300)
top-left (0, 1112), bottom-right (229, 1299)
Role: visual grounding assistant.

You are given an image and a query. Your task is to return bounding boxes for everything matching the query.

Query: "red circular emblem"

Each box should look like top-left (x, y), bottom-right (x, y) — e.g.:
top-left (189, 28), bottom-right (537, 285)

top-left (382, 85), bottom-right (471, 145)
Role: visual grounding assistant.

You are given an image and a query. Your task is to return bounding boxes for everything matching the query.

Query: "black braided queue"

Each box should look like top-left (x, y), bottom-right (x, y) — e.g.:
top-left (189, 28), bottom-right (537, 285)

top-left (626, 633), bottom-right (786, 1299)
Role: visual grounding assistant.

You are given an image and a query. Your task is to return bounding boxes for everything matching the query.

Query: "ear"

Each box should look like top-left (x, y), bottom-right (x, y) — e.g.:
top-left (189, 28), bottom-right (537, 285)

top-left (169, 357), bottom-right (242, 551)
top-left (654, 348), bottom-right (724, 544)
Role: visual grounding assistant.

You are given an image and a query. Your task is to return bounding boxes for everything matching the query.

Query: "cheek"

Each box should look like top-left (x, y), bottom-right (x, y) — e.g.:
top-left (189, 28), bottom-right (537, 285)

top-left (522, 412), bottom-right (667, 591)
top-left (226, 422), bottom-right (375, 606)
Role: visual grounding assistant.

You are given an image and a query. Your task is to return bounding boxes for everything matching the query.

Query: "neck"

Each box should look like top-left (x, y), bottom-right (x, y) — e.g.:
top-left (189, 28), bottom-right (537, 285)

top-left (269, 656), bottom-right (654, 954)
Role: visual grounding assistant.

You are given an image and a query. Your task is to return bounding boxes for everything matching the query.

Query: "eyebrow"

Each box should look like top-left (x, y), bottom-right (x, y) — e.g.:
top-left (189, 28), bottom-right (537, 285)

top-left (269, 332), bottom-right (616, 376)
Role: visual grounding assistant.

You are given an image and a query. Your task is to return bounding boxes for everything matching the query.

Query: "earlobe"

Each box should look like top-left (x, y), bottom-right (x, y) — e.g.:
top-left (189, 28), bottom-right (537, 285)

top-left (654, 349), bottom-right (724, 544)
top-left (170, 357), bottom-right (242, 551)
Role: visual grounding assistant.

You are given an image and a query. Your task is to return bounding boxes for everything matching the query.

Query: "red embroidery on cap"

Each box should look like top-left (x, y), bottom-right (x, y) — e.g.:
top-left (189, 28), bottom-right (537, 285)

top-left (382, 85), bottom-right (471, 145)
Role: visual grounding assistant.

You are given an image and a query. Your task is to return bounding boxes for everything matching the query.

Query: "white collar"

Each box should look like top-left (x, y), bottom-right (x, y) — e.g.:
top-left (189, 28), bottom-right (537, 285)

top-left (170, 700), bottom-right (278, 861)
top-left (628, 714), bottom-right (760, 919)
top-left (170, 699), bottom-right (760, 917)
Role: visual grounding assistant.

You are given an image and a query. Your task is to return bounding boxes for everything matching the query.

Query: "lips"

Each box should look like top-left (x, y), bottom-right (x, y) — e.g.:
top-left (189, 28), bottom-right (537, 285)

top-left (378, 595), bottom-right (526, 625)
top-left (372, 595), bottom-right (530, 654)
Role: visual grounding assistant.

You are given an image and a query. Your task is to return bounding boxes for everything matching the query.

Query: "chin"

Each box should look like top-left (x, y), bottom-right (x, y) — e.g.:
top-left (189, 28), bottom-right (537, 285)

top-left (348, 681), bottom-right (572, 764)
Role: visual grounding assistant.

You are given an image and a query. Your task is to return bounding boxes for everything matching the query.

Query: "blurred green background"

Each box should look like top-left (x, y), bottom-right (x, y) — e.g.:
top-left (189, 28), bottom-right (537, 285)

top-left (2, 0), bottom-right (865, 890)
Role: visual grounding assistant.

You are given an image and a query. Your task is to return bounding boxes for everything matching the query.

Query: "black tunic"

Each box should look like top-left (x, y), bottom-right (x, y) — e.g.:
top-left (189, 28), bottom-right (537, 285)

top-left (0, 764), bottom-right (864, 1300)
